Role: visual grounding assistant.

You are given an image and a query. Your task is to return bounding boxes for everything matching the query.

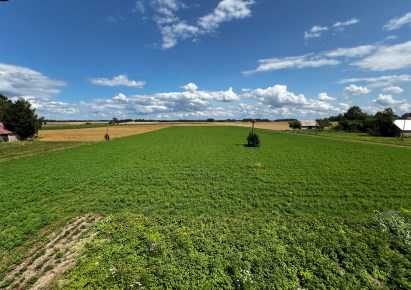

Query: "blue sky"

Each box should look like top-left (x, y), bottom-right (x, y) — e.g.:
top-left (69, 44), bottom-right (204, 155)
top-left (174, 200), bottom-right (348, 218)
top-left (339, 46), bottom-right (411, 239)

top-left (0, 0), bottom-right (411, 120)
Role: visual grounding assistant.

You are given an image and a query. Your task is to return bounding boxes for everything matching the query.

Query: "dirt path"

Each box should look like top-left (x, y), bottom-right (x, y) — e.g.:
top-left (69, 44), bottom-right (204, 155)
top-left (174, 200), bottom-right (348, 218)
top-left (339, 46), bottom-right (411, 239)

top-left (0, 214), bottom-right (100, 289)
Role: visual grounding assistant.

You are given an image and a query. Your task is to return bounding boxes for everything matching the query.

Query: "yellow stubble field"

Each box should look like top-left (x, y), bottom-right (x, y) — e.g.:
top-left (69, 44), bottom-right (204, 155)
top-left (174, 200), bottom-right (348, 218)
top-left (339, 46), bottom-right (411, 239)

top-left (38, 122), bottom-right (290, 142)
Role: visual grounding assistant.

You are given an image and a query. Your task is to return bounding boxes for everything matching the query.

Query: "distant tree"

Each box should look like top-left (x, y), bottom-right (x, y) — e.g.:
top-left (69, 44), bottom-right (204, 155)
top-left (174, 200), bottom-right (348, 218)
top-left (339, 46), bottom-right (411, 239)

top-left (372, 108), bottom-right (397, 136)
top-left (206, 118), bottom-right (215, 122)
top-left (0, 94), bottom-right (12, 121)
top-left (401, 113), bottom-right (411, 119)
top-left (337, 106), bottom-right (372, 132)
top-left (288, 120), bottom-right (301, 130)
top-left (37, 116), bottom-right (45, 130)
top-left (2, 98), bottom-right (40, 139)
top-left (316, 118), bottom-right (332, 131)
top-left (328, 114), bottom-right (344, 122)
top-left (344, 106), bottom-right (367, 121)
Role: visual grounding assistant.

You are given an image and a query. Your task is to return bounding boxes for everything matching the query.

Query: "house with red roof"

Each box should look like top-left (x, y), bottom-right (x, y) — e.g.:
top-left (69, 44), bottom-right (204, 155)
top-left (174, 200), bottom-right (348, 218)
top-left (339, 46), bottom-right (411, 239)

top-left (0, 123), bottom-right (19, 142)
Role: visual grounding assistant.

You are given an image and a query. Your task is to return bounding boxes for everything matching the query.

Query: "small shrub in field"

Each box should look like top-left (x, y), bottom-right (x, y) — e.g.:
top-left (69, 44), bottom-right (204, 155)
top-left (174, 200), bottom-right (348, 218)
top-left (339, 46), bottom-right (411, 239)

top-left (247, 133), bottom-right (260, 147)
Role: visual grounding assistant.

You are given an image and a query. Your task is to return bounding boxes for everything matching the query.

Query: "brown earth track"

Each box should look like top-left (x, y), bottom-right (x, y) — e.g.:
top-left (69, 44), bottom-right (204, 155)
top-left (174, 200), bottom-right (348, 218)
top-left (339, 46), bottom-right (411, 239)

top-left (0, 214), bottom-right (100, 290)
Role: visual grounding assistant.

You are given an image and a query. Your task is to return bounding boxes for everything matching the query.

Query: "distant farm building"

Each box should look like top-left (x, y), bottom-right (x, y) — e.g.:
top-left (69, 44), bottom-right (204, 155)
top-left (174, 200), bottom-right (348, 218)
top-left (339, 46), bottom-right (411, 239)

top-left (300, 120), bottom-right (319, 130)
top-left (0, 123), bottom-right (19, 142)
top-left (393, 119), bottom-right (411, 137)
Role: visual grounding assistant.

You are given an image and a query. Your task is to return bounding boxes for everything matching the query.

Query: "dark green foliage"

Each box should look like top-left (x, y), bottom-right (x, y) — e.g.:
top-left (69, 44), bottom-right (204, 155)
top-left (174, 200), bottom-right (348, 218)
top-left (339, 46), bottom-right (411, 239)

top-left (316, 118), bottom-right (332, 131)
top-left (2, 98), bottom-right (40, 139)
top-left (0, 94), bottom-right (12, 121)
top-left (26, 276), bottom-right (38, 286)
top-left (343, 106), bottom-right (368, 121)
top-left (336, 106), bottom-right (399, 137)
top-left (288, 120), bottom-right (301, 130)
top-left (109, 117), bottom-right (119, 124)
top-left (337, 106), bottom-right (372, 132)
top-left (247, 132), bottom-right (260, 147)
top-left (43, 264), bottom-right (54, 272)
top-left (372, 108), bottom-right (397, 137)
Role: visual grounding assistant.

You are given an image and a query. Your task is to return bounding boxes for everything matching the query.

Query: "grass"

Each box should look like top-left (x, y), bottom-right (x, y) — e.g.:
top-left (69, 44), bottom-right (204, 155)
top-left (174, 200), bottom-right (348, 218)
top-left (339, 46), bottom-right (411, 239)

top-left (0, 141), bottom-right (88, 162)
top-left (287, 129), bottom-right (411, 146)
top-left (0, 126), bottom-right (410, 289)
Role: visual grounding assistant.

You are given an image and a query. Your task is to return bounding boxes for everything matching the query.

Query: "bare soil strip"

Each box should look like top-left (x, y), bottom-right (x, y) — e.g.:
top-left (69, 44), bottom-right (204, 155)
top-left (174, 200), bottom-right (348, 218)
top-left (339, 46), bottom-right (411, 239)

top-left (0, 214), bottom-right (100, 289)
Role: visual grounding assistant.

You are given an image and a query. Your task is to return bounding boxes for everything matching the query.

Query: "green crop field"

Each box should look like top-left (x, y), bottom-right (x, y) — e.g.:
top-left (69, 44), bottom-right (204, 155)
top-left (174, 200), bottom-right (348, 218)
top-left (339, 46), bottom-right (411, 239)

top-left (1, 126), bottom-right (410, 289)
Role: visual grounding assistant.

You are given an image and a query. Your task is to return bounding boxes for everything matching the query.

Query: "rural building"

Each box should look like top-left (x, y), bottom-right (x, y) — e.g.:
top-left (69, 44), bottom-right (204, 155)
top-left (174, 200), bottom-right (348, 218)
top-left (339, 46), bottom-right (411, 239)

top-left (393, 119), bottom-right (411, 137)
top-left (0, 123), bottom-right (19, 142)
top-left (300, 120), bottom-right (319, 130)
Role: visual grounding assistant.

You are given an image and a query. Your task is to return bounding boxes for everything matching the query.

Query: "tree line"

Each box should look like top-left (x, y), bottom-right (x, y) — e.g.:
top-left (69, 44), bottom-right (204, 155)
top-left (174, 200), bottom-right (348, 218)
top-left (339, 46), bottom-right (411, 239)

top-left (288, 106), bottom-right (410, 137)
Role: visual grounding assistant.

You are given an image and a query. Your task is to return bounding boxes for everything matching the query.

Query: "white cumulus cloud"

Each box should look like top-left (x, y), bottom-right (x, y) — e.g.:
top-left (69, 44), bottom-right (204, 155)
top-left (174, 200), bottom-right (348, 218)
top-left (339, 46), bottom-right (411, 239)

top-left (89, 74), bottom-right (146, 88)
top-left (182, 82), bottom-right (198, 93)
top-left (369, 94), bottom-right (411, 114)
top-left (139, 0), bottom-right (255, 49)
top-left (0, 63), bottom-right (66, 99)
top-left (372, 94), bottom-right (404, 106)
top-left (317, 92), bottom-right (336, 102)
top-left (242, 85), bottom-right (338, 114)
top-left (83, 84), bottom-right (240, 118)
top-left (344, 84), bottom-right (371, 96)
top-left (198, 0), bottom-right (254, 31)
top-left (382, 86), bottom-right (404, 94)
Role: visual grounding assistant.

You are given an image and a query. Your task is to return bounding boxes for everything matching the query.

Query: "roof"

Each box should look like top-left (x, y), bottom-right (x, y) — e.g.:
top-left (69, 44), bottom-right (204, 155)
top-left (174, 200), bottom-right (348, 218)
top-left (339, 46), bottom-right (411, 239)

top-left (0, 123), bottom-right (13, 135)
top-left (300, 120), bottom-right (318, 127)
top-left (394, 120), bottom-right (411, 131)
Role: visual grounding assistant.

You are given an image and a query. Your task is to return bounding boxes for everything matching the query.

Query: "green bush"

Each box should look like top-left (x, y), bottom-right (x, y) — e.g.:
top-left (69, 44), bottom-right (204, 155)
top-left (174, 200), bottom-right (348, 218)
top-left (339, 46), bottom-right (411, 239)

top-left (247, 133), bottom-right (260, 147)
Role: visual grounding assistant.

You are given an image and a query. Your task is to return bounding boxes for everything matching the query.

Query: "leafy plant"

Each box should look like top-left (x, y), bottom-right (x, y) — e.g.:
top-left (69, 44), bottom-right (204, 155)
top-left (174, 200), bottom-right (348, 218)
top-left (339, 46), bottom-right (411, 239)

top-left (247, 132), bottom-right (260, 147)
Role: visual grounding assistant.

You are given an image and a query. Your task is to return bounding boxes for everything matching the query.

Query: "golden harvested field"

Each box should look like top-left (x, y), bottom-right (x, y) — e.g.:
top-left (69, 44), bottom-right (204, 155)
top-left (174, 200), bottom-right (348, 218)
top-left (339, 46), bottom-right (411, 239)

top-left (38, 122), bottom-right (289, 142)
top-left (38, 124), bottom-right (171, 141)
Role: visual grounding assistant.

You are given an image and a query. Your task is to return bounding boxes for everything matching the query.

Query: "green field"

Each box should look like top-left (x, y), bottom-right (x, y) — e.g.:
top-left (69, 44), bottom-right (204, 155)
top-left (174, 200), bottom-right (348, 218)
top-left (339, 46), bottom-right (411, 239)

top-left (287, 130), bottom-right (411, 147)
top-left (0, 141), bottom-right (88, 162)
top-left (1, 126), bottom-right (410, 289)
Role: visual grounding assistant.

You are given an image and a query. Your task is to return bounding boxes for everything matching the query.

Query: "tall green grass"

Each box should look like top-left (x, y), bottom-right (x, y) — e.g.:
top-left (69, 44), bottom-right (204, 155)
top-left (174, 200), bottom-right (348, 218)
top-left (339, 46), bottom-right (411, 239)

top-left (1, 127), bottom-right (410, 289)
